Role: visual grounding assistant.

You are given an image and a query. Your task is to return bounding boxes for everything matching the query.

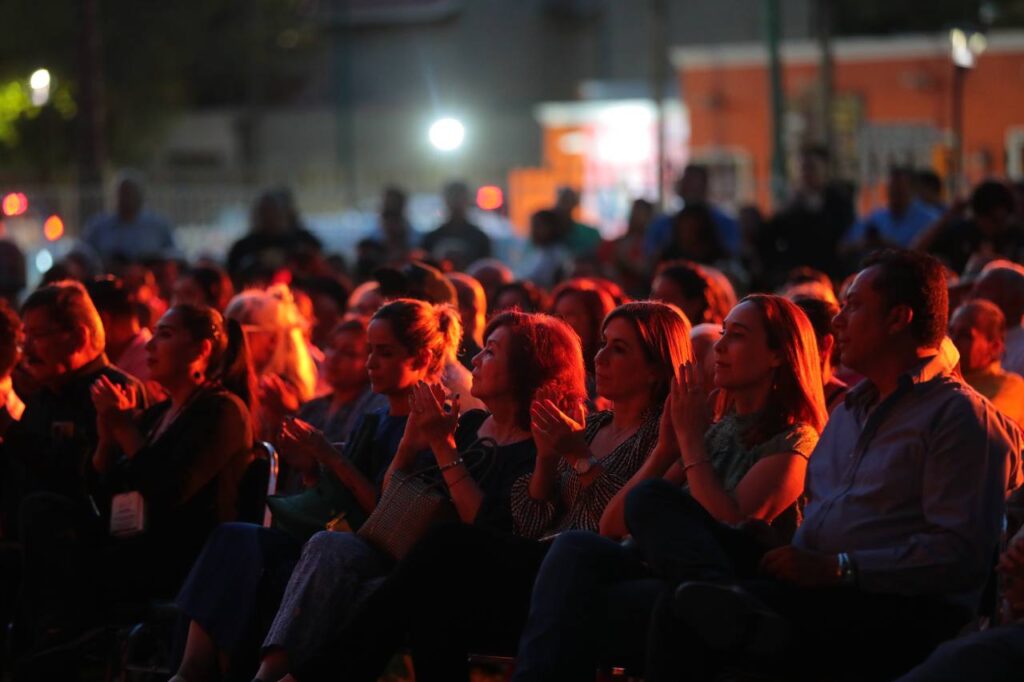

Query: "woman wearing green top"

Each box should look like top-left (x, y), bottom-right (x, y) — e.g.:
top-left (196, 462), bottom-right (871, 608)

top-left (511, 294), bottom-right (828, 682)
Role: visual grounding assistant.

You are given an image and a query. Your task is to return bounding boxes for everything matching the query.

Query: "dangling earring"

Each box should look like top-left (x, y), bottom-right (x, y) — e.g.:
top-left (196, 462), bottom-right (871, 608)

top-left (192, 369), bottom-right (203, 382)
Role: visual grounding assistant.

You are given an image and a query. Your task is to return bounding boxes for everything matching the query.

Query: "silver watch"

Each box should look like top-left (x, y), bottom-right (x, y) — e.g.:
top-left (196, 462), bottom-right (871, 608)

top-left (573, 455), bottom-right (598, 475)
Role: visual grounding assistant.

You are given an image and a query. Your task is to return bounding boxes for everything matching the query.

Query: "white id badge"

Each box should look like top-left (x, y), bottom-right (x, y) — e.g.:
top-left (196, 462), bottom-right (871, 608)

top-left (109, 491), bottom-right (147, 537)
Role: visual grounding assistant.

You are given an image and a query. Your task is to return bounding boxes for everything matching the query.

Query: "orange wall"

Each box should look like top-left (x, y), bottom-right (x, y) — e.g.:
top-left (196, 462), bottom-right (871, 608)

top-left (681, 50), bottom-right (1024, 211)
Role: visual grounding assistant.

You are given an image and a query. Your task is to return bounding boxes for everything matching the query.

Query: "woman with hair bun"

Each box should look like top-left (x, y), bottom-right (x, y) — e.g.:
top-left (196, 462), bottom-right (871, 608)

top-left (246, 309), bottom-right (586, 682)
top-left (171, 297), bottom-right (462, 682)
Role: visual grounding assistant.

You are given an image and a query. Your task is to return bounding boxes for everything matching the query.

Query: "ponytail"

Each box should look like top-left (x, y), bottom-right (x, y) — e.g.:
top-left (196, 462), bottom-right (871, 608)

top-left (173, 303), bottom-right (260, 419)
top-left (434, 304), bottom-right (463, 365)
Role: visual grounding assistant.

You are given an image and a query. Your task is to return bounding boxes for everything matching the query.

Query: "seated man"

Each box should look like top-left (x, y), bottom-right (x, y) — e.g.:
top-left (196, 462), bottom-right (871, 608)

top-left (2, 281), bottom-right (148, 646)
top-left (645, 250), bottom-right (1023, 682)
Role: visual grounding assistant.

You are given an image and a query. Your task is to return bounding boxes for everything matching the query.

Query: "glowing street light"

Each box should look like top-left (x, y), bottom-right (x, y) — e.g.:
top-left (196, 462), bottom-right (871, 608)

top-left (948, 27), bottom-right (987, 196)
top-left (29, 68), bottom-right (51, 106)
top-left (428, 117), bottom-right (465, 152)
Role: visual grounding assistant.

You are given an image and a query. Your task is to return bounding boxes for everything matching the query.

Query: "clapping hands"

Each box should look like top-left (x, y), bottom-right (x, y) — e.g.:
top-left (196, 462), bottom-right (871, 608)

top-left (669, 362), bottom-right (712, 457)
top-left (405, 381), bottom-right (461, 449)
top-left (530, 394), bottom-right (588, 461)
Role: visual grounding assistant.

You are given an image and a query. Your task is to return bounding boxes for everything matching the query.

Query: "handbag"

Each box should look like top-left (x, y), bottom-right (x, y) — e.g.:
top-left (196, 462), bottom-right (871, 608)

top-left (357, 437), bottom-right (496, 560)
top-left (266, 413), bottom-right (381, 541)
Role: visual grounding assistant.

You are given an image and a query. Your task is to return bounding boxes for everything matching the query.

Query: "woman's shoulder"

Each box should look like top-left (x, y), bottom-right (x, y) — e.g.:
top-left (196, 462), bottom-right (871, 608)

top-left (757, 421), bottom-right (820, 459)
top-left (192, 384), bottom-right (251, 423)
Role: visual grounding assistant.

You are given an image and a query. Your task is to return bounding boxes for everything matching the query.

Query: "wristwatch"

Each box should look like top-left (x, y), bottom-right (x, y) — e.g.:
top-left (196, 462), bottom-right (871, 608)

top-left (837, 552), bottom-right (857, 585)
top-left (573, 455), bottom-right (599, 475)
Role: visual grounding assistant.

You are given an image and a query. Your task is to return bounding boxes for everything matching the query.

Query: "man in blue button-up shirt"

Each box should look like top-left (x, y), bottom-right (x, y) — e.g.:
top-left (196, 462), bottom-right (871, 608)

top-left (647, 250), bottom-right (1022, 682)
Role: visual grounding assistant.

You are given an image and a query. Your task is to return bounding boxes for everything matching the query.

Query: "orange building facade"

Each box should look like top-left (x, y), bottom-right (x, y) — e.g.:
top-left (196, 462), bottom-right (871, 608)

top-left (672, 31), bottom-right (1024, 212)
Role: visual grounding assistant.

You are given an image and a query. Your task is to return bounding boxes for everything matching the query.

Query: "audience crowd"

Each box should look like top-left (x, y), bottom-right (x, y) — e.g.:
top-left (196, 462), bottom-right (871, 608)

top-left (2, 160), bottom-right (1024, 682)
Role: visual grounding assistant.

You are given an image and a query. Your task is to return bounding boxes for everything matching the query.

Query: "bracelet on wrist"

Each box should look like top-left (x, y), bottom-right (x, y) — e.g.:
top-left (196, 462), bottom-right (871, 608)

top-left (438, 457), bottom-right (464, 473)
top-left (681, 458), bottom-right (712, 474)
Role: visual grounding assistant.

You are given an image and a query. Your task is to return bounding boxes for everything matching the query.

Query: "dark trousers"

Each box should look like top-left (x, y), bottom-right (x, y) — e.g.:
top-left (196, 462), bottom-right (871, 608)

top-left (893, 622), bottom-right (1024, 682)
top-left (626, 479), bottom-right (972, 682)
top-left (295, 522), bottom-right (551, 682)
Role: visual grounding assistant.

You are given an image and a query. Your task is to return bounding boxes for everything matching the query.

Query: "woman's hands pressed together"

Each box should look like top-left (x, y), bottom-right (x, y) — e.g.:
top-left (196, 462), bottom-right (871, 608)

top-left (669, 362), bottom-right (712, 465)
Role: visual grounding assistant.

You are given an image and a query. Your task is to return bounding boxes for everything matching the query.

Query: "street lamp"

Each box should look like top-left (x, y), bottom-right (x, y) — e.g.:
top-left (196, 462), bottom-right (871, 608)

top-left (29, 68), bottom-right (51, 106)
top-left (948, 28), bottom-right (986, 196)
top-left (428, 117), bottom-right (465, 152)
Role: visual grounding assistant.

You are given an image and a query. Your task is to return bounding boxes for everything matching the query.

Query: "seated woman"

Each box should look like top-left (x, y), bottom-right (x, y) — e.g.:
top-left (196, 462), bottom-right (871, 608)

top-left (246, 310), bottom-right (584, 682)
top-left (291, 301), bottom-right (692, 682)
top-left (510, 294), bottom-right (827, 682)
top-left (90, 303), bottom-right (256, 598)
top-left (170, 298), bottom-right (461, 682)
top-left (225, 285), bottom-right (318, 447)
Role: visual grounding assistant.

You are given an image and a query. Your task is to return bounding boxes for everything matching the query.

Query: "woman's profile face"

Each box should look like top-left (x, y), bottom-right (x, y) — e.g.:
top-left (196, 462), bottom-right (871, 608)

top-left (594, 317), bottom-right (657, 402)
top-left (365, 319), bottom-right (424, 396)
top-left (712, 301), bottom-right (779, 391)
top-left (470, 325), bottom-right (514, 402)
top-left (243, 326), bottom-right (277, 374)
top-left (145, 309), bottom-right (204, 387)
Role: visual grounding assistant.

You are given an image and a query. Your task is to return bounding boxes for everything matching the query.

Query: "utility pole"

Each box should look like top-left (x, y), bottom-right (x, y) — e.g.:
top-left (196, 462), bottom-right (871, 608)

top-left (765, 0), bottom-right (787, 208)
top-left (649, 0), bottom-right (668, 209)
top-left (77, 0), bottom-right (106, 226)
top-left (816, 0), bottom-right (836, 174)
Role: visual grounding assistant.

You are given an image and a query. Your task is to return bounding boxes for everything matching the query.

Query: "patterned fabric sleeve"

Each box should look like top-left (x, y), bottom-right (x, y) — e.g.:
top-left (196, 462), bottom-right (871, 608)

top-left (510, 414), bottom-right (607, 540)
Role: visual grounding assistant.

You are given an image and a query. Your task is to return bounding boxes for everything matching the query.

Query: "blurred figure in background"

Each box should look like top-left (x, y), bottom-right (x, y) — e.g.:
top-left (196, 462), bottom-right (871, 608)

top-left (553, 187), bottom-right (602, 260)
top-left (227, 192), bottom-right (322, 280)
top-left (600, 198), bottom-right (654, 299)
top-left (645, 164), bottom-right (741, 258)
top-left (949, 299), bottom-right (1024, 424)
top-left (971, 263), bottom-right (1024, 375)
top-left (446, 272), bottom-right (486, 370)
top-left (83, 173), bottom-right (177, 265)
top-left (519, 209), bottom-right (573, 290)
top-left (173, 264), bottom-right (235, 312)
top-left (494, 281), bottom-right (549, 315)
top-left (467, 258), bottom-right (514, 314)
top-left (843, 167), bottom-right (940, 252)
top-left (650, 260), bottom-right (730, 326)
top-left (421, 181), bottom-right (491, 271)
top-left (373, 186), bottom-right (414, 264)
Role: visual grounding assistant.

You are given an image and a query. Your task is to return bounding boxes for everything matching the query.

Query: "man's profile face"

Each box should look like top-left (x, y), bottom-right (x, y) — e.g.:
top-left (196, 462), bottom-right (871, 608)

top-left (21, 308), bottom-right (77, 383)
top-left (832, 266), bottom-right (890, 374)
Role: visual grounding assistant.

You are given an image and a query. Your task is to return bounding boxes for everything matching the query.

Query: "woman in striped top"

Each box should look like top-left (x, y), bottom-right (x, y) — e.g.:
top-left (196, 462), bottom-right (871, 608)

top-left (290, 301), bottom-right (694, 682)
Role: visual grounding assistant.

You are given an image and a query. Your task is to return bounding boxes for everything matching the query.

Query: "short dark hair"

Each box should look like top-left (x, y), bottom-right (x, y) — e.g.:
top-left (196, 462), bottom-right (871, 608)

top-left (862, 249), bottom-right (948, 348)
top-left (86, 276), bottom-right (136, 321)
top-left (970, 180), bottom-right (1015, 217)
top-left (914, 170), bottom-right (942, 195)
top-left (0, 300), bottom-right (23, 378)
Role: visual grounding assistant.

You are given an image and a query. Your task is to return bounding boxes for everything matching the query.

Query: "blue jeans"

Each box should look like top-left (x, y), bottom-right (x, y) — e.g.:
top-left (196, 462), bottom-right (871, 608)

top-left (510, 530), bottom-right (668, 682)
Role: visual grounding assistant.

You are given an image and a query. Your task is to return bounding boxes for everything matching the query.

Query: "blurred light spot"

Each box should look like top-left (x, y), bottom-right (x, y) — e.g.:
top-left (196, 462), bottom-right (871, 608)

top-left (2, 192), bottom-right (28, 216)
top-left (476, 185), bottom-right (504, 211)
top-left (429, 118), bottom-right (465, 152)
top-left (43, 214), bottom-right (64, 241)
top-left (35, 249), bottom-right (53, 273)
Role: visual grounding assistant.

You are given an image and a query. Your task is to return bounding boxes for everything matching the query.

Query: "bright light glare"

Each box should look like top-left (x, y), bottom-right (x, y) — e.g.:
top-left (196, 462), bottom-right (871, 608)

top-left (29, 69), bottom-right (51, 106)
top-left (29, 69), bottom-right (51, 91)
top-left (950, 28), bottom-right (986, 68)
top-left (429, 118), bottom-right (465, 152)
top-left (35, 249), bottom-right (53, 273)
